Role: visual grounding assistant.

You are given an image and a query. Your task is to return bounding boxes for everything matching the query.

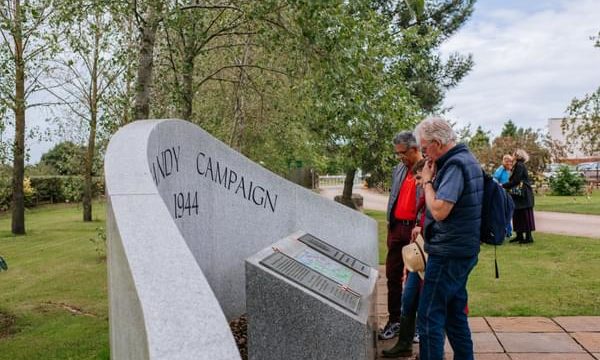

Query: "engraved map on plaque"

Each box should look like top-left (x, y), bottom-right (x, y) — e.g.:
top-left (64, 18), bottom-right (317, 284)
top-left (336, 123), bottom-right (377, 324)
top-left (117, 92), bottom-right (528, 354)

top-left (260, 252), bottom-right (361, 314)
top-left (298, 233), bottom-right (370, 277)
top-left (295, 248), bottom-right (353, 285)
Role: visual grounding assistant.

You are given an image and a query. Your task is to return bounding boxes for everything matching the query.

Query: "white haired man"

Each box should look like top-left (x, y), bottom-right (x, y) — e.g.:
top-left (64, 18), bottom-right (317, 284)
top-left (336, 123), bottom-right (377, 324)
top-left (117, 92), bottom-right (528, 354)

top-left (414, 116), bottom-right (483, 360)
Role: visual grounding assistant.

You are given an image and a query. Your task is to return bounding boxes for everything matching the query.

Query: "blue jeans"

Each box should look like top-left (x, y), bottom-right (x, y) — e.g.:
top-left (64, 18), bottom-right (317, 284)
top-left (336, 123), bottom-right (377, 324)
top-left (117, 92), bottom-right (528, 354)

top-left (401, 271), bottom-right (421, 317)
top-left (506, 222), bottom-right (513, 238)
top-left (417, 254), bottom-right (478, 360)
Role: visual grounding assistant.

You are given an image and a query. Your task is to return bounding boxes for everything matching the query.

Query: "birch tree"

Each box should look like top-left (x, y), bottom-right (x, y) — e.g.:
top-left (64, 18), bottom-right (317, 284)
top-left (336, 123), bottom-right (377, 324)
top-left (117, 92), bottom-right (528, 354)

top-left (0, 0), bottom-right (58, 234)
top-left (48, 1), bottom-right (127, 221)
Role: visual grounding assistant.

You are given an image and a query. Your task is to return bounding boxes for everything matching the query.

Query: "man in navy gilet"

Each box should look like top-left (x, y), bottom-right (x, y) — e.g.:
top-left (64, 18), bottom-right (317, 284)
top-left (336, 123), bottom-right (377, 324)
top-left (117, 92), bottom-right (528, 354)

top-left (415, 116), bottom-right (483, 360)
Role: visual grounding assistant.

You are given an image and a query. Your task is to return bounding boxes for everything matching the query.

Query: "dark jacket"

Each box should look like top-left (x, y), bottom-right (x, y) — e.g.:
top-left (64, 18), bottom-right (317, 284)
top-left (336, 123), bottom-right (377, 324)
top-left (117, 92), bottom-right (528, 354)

top-left (424, 144), bottom-right (483, 258)
top-left (502, 160), bottom-right (534, 210)
top-left (386, 163), bottom-right (424, 227)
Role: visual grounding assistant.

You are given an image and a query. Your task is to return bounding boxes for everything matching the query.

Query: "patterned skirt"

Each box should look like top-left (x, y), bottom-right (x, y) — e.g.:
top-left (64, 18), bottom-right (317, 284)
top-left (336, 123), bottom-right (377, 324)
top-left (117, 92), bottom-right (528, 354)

top-left (513, 207), bottom-right (536, 232)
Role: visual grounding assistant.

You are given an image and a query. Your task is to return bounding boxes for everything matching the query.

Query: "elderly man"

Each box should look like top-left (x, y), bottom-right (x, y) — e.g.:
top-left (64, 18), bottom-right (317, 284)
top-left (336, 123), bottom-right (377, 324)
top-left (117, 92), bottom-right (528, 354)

top-left (415, 117), bottom-right (483, 360)
top-left (380, 131), bottom-right (423, 340)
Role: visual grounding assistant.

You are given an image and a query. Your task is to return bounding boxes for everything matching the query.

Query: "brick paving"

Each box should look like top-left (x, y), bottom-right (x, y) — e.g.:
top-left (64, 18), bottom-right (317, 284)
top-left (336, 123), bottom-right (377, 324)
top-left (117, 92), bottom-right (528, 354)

top-left (375, 265), bottom-right (600, 359)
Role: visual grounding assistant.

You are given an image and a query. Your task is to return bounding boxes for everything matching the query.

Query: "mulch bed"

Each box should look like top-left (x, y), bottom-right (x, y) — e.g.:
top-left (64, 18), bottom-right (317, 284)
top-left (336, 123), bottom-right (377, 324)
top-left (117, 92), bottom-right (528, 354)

top-left (229, 314), bottom-right (248, 360)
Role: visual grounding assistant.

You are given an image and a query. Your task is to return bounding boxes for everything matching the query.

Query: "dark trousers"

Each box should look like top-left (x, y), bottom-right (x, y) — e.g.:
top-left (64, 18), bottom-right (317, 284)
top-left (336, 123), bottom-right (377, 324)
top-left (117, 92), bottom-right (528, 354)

top-left (417, 254), bottom-right (478, 360)
top-left (385, 222), bottom-right (412, 322)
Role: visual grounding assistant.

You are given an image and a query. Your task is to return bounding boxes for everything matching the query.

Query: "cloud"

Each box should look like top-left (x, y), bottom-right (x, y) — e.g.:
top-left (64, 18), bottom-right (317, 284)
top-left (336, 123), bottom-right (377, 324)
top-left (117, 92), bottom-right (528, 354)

top-left (440, 0), bottom-right (600, 136)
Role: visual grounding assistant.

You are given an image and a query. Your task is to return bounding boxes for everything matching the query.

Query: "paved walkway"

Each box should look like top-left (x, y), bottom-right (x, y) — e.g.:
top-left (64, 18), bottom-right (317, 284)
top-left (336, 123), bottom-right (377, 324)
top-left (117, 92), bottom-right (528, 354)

top-left (375, 266), bottom-right (600, 359)
top-left (319, 186), bottom-right (600, 239)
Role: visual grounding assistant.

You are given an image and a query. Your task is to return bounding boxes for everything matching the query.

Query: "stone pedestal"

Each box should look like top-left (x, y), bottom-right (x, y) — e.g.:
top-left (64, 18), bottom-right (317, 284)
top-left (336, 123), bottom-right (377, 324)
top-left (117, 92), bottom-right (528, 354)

top-left (246, 232), bottom-right (378, 360)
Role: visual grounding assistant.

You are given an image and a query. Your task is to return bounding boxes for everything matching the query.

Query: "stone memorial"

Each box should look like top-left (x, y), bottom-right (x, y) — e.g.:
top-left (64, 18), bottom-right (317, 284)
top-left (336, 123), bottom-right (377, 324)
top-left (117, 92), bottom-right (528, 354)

top-left (105, 119), bottom-right (378, 359)
top-left (246, 231), bottom-right (378, 360)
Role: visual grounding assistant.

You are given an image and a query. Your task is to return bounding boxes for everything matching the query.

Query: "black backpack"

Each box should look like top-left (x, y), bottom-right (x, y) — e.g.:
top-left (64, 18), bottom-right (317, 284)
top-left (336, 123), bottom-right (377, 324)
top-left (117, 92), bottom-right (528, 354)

top-left (480, 170), bottom-right (514, 277)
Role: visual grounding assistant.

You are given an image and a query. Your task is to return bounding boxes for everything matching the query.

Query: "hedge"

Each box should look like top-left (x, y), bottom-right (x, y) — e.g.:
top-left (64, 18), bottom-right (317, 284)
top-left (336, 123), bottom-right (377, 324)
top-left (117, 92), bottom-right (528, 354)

top-left (0, 176), bottom-right (105, 211)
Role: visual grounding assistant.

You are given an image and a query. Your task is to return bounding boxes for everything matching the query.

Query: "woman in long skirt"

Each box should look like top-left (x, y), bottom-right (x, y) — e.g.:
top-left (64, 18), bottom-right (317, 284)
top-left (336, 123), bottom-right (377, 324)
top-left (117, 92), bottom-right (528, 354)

top-left (503, 149), bottom-right (536, 244)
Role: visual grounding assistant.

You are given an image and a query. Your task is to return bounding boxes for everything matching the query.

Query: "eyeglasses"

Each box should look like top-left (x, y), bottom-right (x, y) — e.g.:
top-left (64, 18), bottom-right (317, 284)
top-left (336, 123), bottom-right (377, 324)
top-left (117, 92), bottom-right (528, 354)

top-left (420, 140), bottom-right (436, 154)
top-left (394, 148), bottom-right (411, 156)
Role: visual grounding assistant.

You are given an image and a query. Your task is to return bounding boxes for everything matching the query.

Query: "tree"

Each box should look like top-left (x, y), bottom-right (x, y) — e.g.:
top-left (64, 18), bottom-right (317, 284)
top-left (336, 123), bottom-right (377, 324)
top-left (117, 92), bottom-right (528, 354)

top-left (133, 0), bottom-right (164, 120)
top-left (295, 0), bottom-right (475, 206)
top-left (562, 31), bottom-right (600, 157)
top-left (468, 126), bottom-right (490, 151)
top-left (48, 1), bottom-right (127, 221)
top-left (563, 87), bottom-right (600, 157)
top-left (148, 2), bottom-right (323, 176)
top-left (490, 128), bottom-right (550, 176)
top-left (374, 0), bottom-right (475, 112)
top-left (39, 141), bottom-right (84, 175)
top-left (0, 0), bottom-right (58, 234)
top-left (501, 120), bottom-right (517, 137)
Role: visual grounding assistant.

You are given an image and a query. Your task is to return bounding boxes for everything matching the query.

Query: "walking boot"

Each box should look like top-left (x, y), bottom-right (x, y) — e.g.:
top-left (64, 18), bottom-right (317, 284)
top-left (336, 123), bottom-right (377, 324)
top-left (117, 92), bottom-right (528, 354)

top-left (520, 232), bottom-right (534, 244)
top-left (509, 232), bottom-right (523, 243)
top-left (381, 315), bottom-right (416, 358)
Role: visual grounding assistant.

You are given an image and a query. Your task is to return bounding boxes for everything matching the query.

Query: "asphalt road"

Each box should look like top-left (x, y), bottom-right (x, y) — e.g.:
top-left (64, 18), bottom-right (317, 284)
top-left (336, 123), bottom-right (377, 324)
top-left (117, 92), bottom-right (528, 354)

top-left (319, 186), bottom-right (600, 239)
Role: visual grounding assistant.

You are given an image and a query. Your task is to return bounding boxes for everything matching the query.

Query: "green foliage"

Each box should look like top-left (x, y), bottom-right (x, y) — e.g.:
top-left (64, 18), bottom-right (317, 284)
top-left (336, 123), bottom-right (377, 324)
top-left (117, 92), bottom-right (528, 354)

top-left (0, 177), bottom-right (37, 211)
top-left (563, 86), bottom-right (600, 156)
top-left (39, 142), bottom-right (84, 175)
top-left (468, 126), bottom-right (491, 151)
top-left (561, 31), bottom-right (600, 157)
top-left (549, 166), bottom-right (586, 196)
top-left (89, 226), bottom-right (107, 261)
top-left (501, 120), bottom-right (518, 137)
top-left (0, 176), bottom-right (104, 210)
top-left (467, 123), bottom-right (550, 175)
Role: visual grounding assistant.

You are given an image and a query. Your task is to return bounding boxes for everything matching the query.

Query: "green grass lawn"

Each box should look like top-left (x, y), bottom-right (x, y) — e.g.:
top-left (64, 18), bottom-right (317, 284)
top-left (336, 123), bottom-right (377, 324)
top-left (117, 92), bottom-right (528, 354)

top-left (1, 204), bottom-right (599, 359)
top-left (365, 209), bottom-right (600, 316)
top-left (535, 189), bottom-right (600, 215)
top-left (0, 202), bottom-right (109, 360)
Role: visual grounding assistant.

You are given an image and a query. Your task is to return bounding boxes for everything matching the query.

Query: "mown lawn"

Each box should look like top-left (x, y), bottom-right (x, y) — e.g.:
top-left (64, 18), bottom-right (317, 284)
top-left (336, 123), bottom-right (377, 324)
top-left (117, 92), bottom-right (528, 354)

top-left (1, 204), bottom-right (599, 359)
top-left (365, 209), bottom-right (600, 316)
top-left (0, 202), bottom-right (109, 360)
top-left (534, 188), bottom-right (600, 215)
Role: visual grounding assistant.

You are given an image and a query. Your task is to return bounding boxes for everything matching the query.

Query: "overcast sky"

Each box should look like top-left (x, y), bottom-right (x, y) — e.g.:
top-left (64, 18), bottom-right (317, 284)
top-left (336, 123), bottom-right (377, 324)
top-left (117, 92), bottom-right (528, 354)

top-left (440, 0), bottom-right (600, 137)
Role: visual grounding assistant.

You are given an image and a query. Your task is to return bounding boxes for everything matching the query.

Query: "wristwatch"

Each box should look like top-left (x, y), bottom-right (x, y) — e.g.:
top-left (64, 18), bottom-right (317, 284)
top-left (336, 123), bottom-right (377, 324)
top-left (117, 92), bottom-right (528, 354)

top-left (424, 180), bottom-right (434, 186)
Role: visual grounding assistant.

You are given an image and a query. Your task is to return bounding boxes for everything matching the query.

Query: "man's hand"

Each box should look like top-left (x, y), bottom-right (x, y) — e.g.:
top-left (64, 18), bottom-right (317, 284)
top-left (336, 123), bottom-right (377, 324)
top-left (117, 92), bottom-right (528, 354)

top-left (411, 226), bottom-right (421, 242)
top-left (421, 160), bottom-right (436, 182)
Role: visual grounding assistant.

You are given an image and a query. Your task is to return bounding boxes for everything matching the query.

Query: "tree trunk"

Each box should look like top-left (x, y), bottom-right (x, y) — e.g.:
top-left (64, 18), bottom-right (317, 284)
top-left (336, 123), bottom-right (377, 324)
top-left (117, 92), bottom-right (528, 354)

top-left (134, 3), bottom-right (163, 120)
top-left (83, 18), bottom-right (100, 222)
top-left (229, 37), bottom-right (252, 150)
top-left (339, 168), bottom-right (357, 209)
top-left (181, 51), bottom-right (194, 120)
top-left (11, 0), bottom-right (25, 235)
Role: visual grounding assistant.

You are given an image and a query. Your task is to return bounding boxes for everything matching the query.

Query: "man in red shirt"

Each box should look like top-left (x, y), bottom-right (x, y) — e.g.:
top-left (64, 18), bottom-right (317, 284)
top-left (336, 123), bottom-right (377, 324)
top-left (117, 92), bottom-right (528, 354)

top-left (379, 131), bottom-right (423, 340)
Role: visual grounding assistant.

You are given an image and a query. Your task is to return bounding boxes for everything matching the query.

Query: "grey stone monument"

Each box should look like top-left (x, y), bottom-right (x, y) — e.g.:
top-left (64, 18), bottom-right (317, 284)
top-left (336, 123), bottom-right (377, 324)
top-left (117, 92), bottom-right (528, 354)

top-left (105, 119), bottom-right (378, 359)
top-left (246, 231), bottom-right (378, 360)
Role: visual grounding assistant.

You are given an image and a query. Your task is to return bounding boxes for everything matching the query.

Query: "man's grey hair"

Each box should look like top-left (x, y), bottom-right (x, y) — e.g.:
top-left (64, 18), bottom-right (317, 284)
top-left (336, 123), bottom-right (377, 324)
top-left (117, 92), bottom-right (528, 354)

top-left (414, 116), bottom-right (457, 146)
top-left (392, 131), bottom-right (418, 148)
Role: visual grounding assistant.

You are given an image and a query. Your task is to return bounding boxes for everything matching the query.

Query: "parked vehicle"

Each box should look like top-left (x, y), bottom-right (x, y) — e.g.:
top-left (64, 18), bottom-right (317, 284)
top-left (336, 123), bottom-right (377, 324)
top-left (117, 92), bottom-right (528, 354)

top-left (576, 162), bottom-right (600, 182)
top-left (543, 163), bottom-right (581, 179)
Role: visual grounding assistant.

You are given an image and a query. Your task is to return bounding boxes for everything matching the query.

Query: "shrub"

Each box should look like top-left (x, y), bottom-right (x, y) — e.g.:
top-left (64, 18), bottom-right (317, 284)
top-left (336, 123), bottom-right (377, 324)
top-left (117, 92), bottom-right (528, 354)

top-left (549, 166), bottom-right (585, 196)
top-left (0, 176), bottom-right (105, 209)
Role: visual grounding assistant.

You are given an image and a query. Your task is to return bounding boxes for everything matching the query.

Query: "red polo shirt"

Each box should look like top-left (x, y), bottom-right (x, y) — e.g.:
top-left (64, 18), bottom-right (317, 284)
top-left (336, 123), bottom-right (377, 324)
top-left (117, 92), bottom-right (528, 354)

top-left (394, 171), bottom-right (417, 221)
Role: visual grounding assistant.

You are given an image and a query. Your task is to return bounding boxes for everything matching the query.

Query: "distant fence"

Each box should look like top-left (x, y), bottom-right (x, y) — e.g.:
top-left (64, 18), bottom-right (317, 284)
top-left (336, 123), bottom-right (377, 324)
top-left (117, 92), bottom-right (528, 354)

top-left (317, 174), bottom-right (369, 188)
